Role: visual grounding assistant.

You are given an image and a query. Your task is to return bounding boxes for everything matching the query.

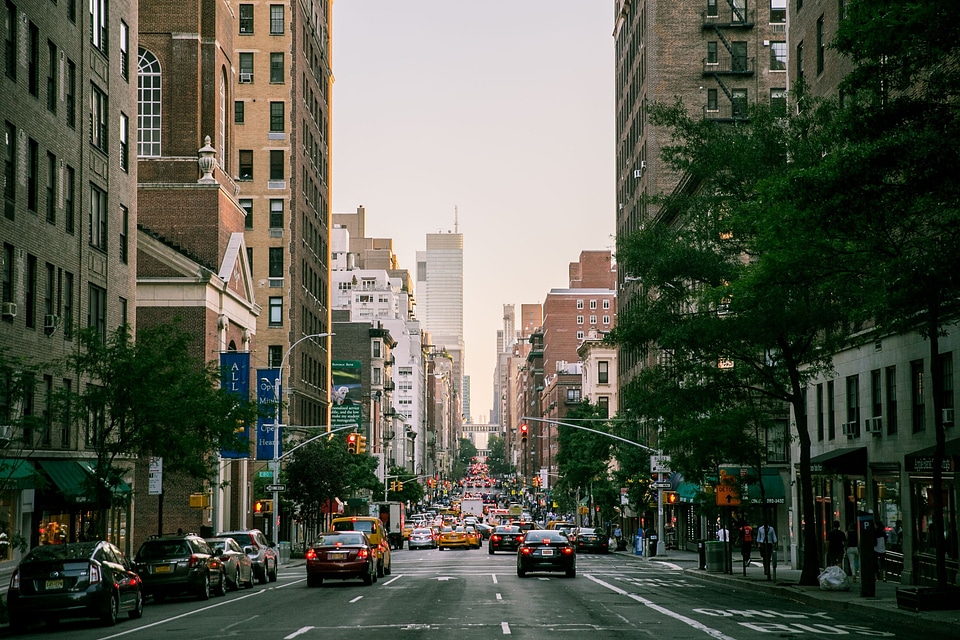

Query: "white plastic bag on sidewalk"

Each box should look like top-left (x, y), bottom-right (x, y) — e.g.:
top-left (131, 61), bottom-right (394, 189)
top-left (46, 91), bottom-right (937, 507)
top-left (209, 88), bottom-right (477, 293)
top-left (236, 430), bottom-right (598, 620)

top-left (818, 565), bottom-right (850, 591)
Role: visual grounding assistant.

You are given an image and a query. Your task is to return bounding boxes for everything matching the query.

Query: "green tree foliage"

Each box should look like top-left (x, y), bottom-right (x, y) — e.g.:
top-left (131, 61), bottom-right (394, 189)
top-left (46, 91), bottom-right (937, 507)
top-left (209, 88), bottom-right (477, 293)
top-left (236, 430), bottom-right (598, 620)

top-left (452, 438), bottom-right (478, 480)
top-left (553, 403), bottom-right (613, 519)
top-left (485, 435), bottom-right (514, 478)
top-left (60, 324), bottom-right (257, 537)
top-left (385, 465), bottom-right (425, 504)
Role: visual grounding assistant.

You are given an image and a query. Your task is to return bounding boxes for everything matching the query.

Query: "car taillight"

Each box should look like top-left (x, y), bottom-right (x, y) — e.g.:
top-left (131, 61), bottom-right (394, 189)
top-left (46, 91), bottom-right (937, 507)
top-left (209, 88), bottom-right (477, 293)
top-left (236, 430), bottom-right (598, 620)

top-left (491, 535), bottom-right (501, 542)
top-left (521, 548), bottom-right (533, 555)
top-left (562, 547), bottom-right (574, 556)
top-left (189, 554), bottom-right (203, 568)
top-left (305, 549), bottom-right (317, 560)
top-left (89, 562), bottom-right (102, 584)
top-left (517, 536), bottom-right (524, 543)
top-left (357, 548), bottom-right (369, 559)
top-left (10, 569), bottom-right (19, 591)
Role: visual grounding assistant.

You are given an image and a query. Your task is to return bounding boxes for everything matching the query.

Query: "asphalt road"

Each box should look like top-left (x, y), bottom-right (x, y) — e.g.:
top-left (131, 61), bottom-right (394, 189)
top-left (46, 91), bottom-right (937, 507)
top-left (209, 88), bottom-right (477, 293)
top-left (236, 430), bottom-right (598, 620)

top-left (10, 542), bottom-right (957, 639)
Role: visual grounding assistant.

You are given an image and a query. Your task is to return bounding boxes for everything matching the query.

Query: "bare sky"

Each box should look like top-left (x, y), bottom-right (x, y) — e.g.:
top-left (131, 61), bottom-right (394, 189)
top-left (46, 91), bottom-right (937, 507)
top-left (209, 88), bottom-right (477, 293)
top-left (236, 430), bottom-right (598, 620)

top-left (332, 1), bottom-right (616, 422)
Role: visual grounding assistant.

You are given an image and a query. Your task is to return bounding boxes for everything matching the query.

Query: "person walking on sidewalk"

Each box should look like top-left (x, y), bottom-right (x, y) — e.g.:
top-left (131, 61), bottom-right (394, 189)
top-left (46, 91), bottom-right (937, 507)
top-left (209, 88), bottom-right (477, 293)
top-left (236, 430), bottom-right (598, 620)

top-left (845, 523), bottom-right (860, 581)
top-left (826, 520), bottom-right (847, 567)
top-left (874, 518), bottom-right (888, 581)
top-left (757, 523), bottom-right (777, 576)
top-left (739, 519), bottom-right (753, 573)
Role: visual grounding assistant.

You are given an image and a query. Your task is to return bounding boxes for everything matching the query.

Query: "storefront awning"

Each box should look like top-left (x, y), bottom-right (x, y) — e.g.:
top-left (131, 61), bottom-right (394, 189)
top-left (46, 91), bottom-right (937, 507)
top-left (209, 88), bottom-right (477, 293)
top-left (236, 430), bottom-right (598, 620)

top-left (905, 438), bottom-right (960, 473)
top-left (38, 460), bottom-right (94, 503)
top-left (810, 446), bottom-right (867, 475)
top-left (0, 460), bottom-right (38, 490)
top-left (77, 461), bottom-right (132, 496)
top-left (746, 469), bottom-right (786, 504)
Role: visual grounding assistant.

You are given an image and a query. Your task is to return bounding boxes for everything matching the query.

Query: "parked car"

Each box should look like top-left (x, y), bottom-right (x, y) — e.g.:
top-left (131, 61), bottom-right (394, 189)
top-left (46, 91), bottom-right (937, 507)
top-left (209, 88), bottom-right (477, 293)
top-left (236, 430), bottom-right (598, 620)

top-left (6, 541), bottom-right (143, 631)
top-left (134, 533), bottom-right (224, 602)
top-left (517, 530), bottom-right (576, 578)
top-left (205, 536), bottom-right (255, 591)
top-left (216, 528), bottom-right (277, 584)
top-left (305, 532), bottom-right (378, 587)
top-left (408, 527), bottom-right (438, 550)
top-left (572, 527), bottom-right (609, 554)
top-left (488, 525), bottom-right (524, 554)
top-left (331, 516), bottom-right (392, 577)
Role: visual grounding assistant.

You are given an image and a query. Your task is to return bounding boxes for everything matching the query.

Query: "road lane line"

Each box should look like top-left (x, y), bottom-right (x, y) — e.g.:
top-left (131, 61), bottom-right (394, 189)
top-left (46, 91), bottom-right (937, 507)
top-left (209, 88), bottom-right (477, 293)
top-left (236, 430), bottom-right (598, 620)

top-left (491, 573), bottom-right (499, 584)
top-left (349, 595), bottom-right (363, 603)
top-left (284, 626), bottom-right (315, 639)
top-left (96, 590), bottom-right (266, 639)
top-left (275, 577), bottom-right (307, 589)
top-left (585, 574), bottom-right (739, 640)
top-left (496, 593), bottom-right (502, 600)
top-left (501, 621), bottom-right (512, 635)
top-left (381, 574), bottom-right (403, 585)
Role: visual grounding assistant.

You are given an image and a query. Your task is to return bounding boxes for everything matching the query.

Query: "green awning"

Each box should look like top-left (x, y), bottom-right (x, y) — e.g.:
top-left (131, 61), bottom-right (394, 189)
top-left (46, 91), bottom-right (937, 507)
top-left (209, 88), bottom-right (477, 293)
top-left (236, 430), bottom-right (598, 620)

top-left (746, 469), bottom-right (786, 505)
top-left (38, 460), bottom-right (94, 503)
top-left (77, 461), bottom-right (132, 496)
top-left (0, 460), bottom-right (38, 490)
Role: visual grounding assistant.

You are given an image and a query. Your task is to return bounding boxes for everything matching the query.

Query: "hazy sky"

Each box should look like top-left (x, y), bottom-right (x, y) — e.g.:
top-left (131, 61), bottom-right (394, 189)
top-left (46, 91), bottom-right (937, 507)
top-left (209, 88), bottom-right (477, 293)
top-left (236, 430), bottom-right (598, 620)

top-left (332, 1), bottom-right (616, 422)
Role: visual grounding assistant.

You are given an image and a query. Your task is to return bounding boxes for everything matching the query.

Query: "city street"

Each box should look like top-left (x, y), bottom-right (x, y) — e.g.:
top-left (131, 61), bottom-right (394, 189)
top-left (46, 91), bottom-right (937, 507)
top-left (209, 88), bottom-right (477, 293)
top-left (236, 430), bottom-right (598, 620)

top-left (5, 544), bottom-right (954, 639)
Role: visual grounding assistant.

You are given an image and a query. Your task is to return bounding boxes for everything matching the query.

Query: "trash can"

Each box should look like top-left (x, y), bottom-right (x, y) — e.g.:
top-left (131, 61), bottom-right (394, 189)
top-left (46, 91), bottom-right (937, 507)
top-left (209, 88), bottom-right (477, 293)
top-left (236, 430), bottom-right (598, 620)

top-left (278, 541), bottom-right (291, 564)
top-left (634, 532), bottom-right (644, 556)
top-left (697, 540), bottom-right (707, 570)
top-left (647, 534), bottom-right (658, 558)
top-left (705, 541), bottom-right (725, 572)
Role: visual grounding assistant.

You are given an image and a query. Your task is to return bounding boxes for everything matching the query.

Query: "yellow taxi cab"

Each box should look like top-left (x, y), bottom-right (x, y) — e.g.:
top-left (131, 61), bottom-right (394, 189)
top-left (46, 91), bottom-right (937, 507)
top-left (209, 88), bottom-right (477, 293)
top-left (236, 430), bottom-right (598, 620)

top-left (437, 525), bottom-right (472, 550)
top-left (402, 523), bottom-right (414, 542)
top-left (330, 516), bottom-right (392, 576)
top-left (464, 525), bottom-right (482, 549)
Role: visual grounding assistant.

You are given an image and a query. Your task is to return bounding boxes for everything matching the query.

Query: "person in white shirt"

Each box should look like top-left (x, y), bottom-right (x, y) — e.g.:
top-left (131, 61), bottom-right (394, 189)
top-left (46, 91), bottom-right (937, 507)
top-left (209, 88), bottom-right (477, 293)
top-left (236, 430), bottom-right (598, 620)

top-left (757, 523), bottom-right (777, 576)
top-left (717, 525), bottom-right (730, 542)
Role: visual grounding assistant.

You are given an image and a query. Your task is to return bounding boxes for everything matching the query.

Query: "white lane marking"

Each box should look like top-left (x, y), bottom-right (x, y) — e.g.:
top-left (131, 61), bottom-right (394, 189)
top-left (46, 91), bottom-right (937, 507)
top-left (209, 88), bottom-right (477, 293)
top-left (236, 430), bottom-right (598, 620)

top-left (585, 574), bottom-right (739, 640)
top-left (284, 627), bottom-right (315, 639)
top-left (381, 574), bottom-right (403, 586)
top-left (349, 595), bottom-right (363, 603)
top-left (96, 589), bottom-right (266, 639)
top-left (496, 593), bottom-right (502, 601)
top-left (492, 573), bottom-right (499, 584)
top-left (501, 621), bottom-right (512, 635)
top-left (650, 560), bottom-right (683, 571)
top-left (276, 577), bottom-right (307, 589)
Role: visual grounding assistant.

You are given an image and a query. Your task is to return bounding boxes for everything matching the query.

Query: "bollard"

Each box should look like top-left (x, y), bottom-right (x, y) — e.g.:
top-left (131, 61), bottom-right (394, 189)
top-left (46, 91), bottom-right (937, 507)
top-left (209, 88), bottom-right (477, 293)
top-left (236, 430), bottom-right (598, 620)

top-left (771, 548), bottom-right (778, 583)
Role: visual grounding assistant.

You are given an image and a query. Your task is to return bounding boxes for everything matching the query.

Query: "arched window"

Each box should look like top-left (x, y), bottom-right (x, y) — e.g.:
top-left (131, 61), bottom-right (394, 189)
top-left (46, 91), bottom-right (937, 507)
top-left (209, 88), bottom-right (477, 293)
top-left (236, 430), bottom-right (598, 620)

top-left (219, 68), bottom-right (227, 171)
top-left (137, 49), bottom-right (161, 157)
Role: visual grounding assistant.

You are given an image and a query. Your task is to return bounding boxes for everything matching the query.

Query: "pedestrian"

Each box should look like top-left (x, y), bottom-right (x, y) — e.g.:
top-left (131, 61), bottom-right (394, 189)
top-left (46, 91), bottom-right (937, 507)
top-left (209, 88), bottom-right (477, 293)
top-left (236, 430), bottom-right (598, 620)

top-left (614, 524), bottom-right (623, 550)
top-left (739, 519), bottom-right (753, 570)
top-left (717, 523), bottom-right (730, 542)
top-left (845, 523), bottom-right (860, 581)
top-left (757, 522), bottom-right (777, 576)
top-left (826, 520), bottom-right (847, 567)
top-left (874, 518), bottom-right (887, 581)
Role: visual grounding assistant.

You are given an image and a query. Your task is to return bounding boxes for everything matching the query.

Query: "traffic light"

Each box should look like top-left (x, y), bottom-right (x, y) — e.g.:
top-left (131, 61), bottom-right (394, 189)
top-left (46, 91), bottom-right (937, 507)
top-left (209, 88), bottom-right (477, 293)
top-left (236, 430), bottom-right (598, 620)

top-left (357, 434), bottom-right (367, 454)
top-left (254, 500), bottom-right (264, 514)
top-left (262, 499), bottom-right (273, 513)
top-left (519, 423), bottom-right (529, 444)
top-left (389, 480), bottom-right (397, 491)
top-left (664, 491), bottom-right (678, 505)
top-left (347, 433), bottom-right (358, 454)
top-left (396, 481), bottom-right (403, 492)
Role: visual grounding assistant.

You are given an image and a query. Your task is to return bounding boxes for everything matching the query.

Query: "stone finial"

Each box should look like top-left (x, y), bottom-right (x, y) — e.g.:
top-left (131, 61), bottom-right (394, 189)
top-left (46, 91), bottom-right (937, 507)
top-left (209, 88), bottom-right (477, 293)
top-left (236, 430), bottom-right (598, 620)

top-left (198, 135), bottom-right (218, 183)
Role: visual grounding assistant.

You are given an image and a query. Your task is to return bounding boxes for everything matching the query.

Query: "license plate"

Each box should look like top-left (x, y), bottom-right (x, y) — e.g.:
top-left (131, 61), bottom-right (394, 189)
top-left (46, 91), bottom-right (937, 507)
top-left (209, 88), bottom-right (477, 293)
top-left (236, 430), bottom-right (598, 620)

top-left (155, 565), bottom-right (172, 573)
top-left (45, 579), bottom-right (63, 589)
top-left (540, 549), bottom-right (554, 557)
top-left (328, 552), bottom-right (346, 560)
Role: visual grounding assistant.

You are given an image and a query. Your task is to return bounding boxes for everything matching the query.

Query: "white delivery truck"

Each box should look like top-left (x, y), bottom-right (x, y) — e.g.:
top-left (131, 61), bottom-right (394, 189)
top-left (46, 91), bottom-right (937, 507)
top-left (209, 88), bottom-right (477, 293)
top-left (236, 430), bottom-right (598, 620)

top-left (459, 498), bottom-right (485, 520)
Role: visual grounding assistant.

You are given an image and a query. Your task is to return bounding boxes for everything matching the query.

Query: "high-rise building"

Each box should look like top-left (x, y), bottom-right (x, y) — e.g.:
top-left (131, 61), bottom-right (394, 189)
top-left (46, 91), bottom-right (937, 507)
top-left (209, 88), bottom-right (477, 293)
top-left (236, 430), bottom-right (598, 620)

top-left (1, 0), bottom-right (139, 554)
top-left (234, 0), bottom-right (333, 432)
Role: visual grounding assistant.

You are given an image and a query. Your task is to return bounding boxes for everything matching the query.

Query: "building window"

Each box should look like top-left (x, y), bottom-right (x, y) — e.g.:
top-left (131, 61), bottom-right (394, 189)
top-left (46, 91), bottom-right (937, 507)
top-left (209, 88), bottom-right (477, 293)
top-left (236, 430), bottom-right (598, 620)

top-left (731, 89), bottom-right (747, 118)
top-left (1, 243), bottom-right (12, 306)
top-left (796, 41), bottom-right (804, 80)
top-left (269, 199), bottom-right (284, 228)
top-left (47, 40), bottom-right (58, 112)
top-left (88, 283), bottom-right (107, 340)
top-left (845, 375), bottom-right (860, 437)
top-left (63, 271), bottom-right (73, 338)
top-left (45, 151), bottom-right (56, 223)
top-left (602, 315), bottom-right (610, 324)
top-left (90, 0), bottom-right (107, 53)
top-left (816, 383), bottom-right (824, 441)
top-left (603, 299), bottom-right (610, 309)
top-left (870, 369), bottom-right (882, 419)
top-left (4, 1), bottom-right (16, 80)
top-left (598, 361), bottom-right (609, 384)
top-left (89, 183), bottom-right (107, 250)
top-left (269, 150), bottom-right (284, 180)
top-left (941, 352), bottom-right (955, 425)
top-left (235, 101), bottom-right (244, 123)
top-left (576, 299), bottom-right (583, 309)
top-left (886, 366), bottom-right (898, 435)
top-left (589, 315), bottom-right (597, 324)
top-left (707, 41), bottom-right (718, 65)
top-left (770, 41), bottom-right (787, 71)
top-left (240, 198), bottom-right (253, 229)
top-left (28, 22), bottom-right (38, 96)
top-left (827, 380), bottom-right (835, 439)
top-left (25, 254), bottom-right (36, 328)
top-left (119, 21), bottom-right (129, 80)
top-left (576, 315), bottom-right (584, 325)
top-left (770, 88), bottom-right (787, 116)
top-left (119, 204), bottom-right (128, 263)
top-left (270, 52), bottom-right (284, 83)
top-left (90, 84), bottom-right (109, 152)
top-left (66, 59), bottom-right (76, 128)
top-left (270, 101), bottom-right (285, 131)
top-left (267, 345), bottom-right (282, 368)
top-left (770, 0), bottom-right (786, 22)
top-left (270, 5), bottom-right (284, 34)
top-left (60, 379), bottom-right (71, 447)
top-left (589, 300), bottom-right (597, 309)
top-left (372, 341), bottom-right (381, 358)
top-left (64, 165), bottom-right (75, 233)
top-left (27, 138), bottom-right (38, 212)
top-left (268, 297), bottom-right (283, 326)
top-left (707, 0), bottom-right (718, 17)
top-left (238, 150), bottom-right (253, 180)
top-left (218, 70), bottom-right (226, 169)
top-left (239, 4), bottom-right (254, 33)
top-left (576, 330), bottom-right (584, 340)
top-left (239, 52), bottom-right (254, 82)
top-left (566, 388), bottom-right (581, 403)
top-left (137, 49), bottom-right (161, 156)
top-left (268, 247), bottom-right (283, 278)
top-left (707, 88), bottom-right (718, 112)
top-left (119, 112), bottom-right (129, 171)
top-left (816, 15), bottom-right (825, 74)
top-left (911, 359), bottom-right (925, 433)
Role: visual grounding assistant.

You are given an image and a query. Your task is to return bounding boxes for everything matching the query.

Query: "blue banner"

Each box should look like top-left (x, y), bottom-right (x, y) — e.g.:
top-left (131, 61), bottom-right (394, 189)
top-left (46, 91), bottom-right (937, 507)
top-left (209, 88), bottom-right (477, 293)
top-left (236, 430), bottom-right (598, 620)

top-left (257, 368), bottom-right (281, 461)
top-left (220, 352), bottom-right (250, 458)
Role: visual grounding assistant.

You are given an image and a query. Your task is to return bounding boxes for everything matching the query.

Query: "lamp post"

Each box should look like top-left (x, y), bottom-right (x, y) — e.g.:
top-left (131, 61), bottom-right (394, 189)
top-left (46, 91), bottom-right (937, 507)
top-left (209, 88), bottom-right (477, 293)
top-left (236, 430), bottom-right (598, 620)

top-left (270, 332), bottom-right (334, 552)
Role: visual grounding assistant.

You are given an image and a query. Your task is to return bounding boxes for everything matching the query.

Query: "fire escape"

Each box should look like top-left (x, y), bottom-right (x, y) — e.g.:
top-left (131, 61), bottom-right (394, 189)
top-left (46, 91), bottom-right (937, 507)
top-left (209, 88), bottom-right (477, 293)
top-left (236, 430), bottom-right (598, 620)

top-left (702, 1), bottom-right (755, 121)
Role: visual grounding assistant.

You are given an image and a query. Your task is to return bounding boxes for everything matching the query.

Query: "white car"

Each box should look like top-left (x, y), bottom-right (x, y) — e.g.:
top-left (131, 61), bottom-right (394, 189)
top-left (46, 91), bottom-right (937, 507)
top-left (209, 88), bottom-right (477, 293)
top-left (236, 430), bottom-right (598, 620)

top-left (408, 528), bottom-right (438, 550)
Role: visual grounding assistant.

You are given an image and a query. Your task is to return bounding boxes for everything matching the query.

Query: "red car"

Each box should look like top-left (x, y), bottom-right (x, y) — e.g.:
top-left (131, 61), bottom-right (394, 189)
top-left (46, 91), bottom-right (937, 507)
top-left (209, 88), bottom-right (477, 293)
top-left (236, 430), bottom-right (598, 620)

top-left (305, 532), bottom-right (378, 587)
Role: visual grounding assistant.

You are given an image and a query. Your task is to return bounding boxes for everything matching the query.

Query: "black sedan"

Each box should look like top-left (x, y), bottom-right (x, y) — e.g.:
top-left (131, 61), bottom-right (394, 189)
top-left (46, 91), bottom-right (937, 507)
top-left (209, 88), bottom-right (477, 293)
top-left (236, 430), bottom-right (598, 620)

top-left (488, 525), bottom-right (524, 554)
top-left (7, 541), bottom-right (144, 631)
top-left (517, 530), bottom-right (576, 578)
top-left (305, 531), bottom-right (378, 587)
top-left (572, 527), bottom-right (609, 554)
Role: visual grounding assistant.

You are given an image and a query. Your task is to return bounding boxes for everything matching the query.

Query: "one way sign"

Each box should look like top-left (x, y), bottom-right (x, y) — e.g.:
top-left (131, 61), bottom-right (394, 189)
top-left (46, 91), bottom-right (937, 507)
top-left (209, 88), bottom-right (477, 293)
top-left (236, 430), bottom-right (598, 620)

top-left (265, 484), bottom-right (286, 492)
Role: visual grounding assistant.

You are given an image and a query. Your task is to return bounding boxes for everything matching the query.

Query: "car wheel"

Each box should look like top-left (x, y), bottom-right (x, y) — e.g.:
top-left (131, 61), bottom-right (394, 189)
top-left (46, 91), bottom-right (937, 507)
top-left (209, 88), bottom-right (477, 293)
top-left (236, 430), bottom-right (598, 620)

top-left (377, 560), bottom-right (385, 578)
top-left (517, 566), bottom-right (526, 577)
top-left (566, 566), bottom-right (577, 579)
top-left (153, 592), bottom-right (167, 604)
top-left (268, 560), bottom-right (278, 582)
top-left (197, 573), bottom-right (211, 601)
top-left (307, 574), bottom-right (322, 588)
top-left (129, 589), bottom-right (144, 619)
top-left (243, 567), bottom-right (255, 589)
top-left (230, 567), bottom-right (241, 591)
top-left (257, 564), bottom-right (268, 584)
top-left (362, 565), bottom-right (374, 585)
top-left (101, 592), bottom-right (119, 626)
top-left (214, 569), bottom-right (227, 596)
top-left (384, 558), bottom-right (392, 576)
top-left (488, 545), bottom-right (494, 555)
top-left (8, 612), bottom-right (27, 633)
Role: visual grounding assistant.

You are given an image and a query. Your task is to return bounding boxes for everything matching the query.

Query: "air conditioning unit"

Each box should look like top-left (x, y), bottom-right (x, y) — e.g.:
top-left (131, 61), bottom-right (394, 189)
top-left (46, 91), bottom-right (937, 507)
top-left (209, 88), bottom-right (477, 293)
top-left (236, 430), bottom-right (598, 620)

top-left (239, 72), bottom-right (253, 83)
top-left (1, 302), bottom-right (16, 318)
top-left (0, 424), bottom-right (12, 446)
top-left (944, 408), bottom-right (955, 425)
top-left (44, 314), bottom-right (59, 330)
top-left (864, 416), bottom-right (883, 435)
top-left (841, 421), bottom-right (858, 437)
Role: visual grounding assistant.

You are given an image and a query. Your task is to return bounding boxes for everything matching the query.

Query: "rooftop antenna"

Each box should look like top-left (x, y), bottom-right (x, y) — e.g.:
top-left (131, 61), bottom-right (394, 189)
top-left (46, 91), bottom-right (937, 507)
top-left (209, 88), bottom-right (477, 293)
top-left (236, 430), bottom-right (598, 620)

top-left (454, 205), bottom-right (459, 234)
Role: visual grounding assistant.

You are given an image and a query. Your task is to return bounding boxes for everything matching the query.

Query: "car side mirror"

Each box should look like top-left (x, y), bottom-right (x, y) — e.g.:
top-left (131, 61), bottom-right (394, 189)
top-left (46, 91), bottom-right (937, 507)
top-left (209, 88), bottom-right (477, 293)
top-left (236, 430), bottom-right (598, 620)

top-left (243, 546), bottom-right (254, 554)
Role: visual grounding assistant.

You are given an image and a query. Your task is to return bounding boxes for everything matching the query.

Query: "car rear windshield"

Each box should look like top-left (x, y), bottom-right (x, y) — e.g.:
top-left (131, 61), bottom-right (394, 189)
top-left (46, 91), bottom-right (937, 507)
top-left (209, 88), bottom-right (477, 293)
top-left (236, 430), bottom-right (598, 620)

top-left (524, 531), bottom-right (568, 544)
top-left (137, 541), bottom-right (190, 559)
top-left (333, 520), bottom-right (375, 534)
top-left (314, 533), bottom-right (364, 546)
top-left (25, 542), bottom-right (97, 562)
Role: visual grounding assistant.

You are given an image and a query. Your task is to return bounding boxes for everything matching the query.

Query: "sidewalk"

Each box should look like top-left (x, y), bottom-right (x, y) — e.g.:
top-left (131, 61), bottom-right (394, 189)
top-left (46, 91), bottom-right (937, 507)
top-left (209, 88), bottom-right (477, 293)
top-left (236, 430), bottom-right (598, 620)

top-left (618, 547), bottom-right (960, 637)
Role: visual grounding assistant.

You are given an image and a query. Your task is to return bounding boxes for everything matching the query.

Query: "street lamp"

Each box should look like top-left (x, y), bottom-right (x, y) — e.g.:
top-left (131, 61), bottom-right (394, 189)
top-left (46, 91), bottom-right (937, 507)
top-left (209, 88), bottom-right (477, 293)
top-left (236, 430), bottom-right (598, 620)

top-left (270, 332), bottom-right (334, 552)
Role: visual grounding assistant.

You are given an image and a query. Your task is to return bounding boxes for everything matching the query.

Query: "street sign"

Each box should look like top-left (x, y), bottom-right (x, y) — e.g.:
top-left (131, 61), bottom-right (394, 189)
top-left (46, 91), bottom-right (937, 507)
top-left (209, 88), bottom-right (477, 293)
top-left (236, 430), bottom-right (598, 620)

top-left (650, 455), bottom-right (671, 474)
top-left (715, 482), bottom-right (740, 506)
top-left (257, 471), bottom-right (273, 478)
top-left (265, 484), bottom-right (286, 492)
top-left (651, 481), bottom-right (672, 490)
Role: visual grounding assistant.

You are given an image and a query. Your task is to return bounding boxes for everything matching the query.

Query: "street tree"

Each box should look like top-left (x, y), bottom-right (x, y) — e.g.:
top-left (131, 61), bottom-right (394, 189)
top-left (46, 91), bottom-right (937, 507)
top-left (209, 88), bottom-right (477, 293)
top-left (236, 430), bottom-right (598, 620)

top-left (554, 402), bottom-right (613, 522)
top-left (485, 435), bottom-right (514, 478)
top-left (453, 438), bottom-right (478, 480)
